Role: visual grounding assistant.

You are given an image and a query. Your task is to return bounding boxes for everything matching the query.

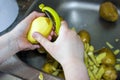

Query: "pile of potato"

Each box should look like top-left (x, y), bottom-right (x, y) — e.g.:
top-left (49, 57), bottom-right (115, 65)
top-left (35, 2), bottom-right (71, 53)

top-left (78, 30), bottom-right (120, 80)
top-left (40, 29), bottom-right (120, 80)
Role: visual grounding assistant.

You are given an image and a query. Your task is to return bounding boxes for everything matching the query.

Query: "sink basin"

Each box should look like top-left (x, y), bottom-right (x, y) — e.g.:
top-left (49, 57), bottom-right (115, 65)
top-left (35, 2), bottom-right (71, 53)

top-left (17, 0), bottom-right (120, 79)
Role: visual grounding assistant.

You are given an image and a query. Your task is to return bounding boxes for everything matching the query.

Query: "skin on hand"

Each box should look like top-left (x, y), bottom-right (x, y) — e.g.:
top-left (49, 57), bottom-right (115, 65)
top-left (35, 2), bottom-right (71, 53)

top-left (9, 11), bottom-right (53, 51)
top-left (0, 11), bottom-right (54, 64)
top-left (33, 21), bottom-right (84, 64)
top-left (33, 21), bottom-right (89, 80)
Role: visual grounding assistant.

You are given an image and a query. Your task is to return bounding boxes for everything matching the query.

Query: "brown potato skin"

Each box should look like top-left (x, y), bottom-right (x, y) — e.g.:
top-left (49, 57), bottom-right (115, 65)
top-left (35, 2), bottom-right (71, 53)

top-left (99, 2), bottom-right (119, 22)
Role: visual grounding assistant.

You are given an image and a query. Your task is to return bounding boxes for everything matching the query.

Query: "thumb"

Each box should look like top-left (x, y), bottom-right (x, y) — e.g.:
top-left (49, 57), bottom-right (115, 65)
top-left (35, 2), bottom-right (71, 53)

top-left (32, 32), bottom-right (53, 51)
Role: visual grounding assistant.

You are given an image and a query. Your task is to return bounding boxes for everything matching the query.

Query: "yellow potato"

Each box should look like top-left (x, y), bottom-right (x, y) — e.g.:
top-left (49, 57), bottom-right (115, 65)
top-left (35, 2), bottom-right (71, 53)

top-left (27, 17), bottom-right (53, 44)
top-left (78, 30), bottom-right (91, 43)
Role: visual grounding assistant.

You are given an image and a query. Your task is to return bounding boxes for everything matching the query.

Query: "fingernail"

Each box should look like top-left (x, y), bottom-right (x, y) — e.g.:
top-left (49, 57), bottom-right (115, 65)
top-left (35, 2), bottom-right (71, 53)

top-left (61, 21), bottom-right (66, 24)
top-left (36, 45), bottom-right (40, 48)
top-left (32, 32), bottom-right (39, 38)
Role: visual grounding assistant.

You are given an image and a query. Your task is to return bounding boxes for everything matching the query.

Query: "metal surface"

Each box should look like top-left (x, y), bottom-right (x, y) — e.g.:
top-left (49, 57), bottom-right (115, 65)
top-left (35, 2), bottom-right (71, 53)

top-left (17, 0), bottom-right (120, 79)
top-left (1, 0), bottom-right (120, 80)
top-left (0, 55), bottom-right (62, 80)
top-left (0, 71), bottom-right (22, 80)
top-left (44, 11), bottom-right (56, 28)
top-left (23, 0), bottom-right (120, 51)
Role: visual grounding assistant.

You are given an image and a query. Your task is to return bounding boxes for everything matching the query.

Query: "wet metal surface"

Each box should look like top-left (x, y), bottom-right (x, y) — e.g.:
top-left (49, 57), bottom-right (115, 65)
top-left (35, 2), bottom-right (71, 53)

top-left (0, 0), bottom-right (120, 79)
top-left (18, 0), bottom-right (120, 79)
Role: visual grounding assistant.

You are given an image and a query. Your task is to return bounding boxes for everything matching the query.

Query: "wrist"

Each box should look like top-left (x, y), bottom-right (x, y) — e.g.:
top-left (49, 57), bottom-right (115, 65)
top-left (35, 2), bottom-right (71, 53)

top-left (0, 32), bottom-right (19, 63)
top-left (61, 57), bottom-right (84, 68)
top-left (8, 32), bottom-right (20, 53)
top-left (61, 58), bottom-right (89, 80)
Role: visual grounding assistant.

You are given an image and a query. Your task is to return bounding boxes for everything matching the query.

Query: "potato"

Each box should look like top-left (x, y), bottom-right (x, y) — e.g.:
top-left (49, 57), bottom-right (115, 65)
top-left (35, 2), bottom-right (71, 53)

top-left (27, 17), bottom-right (52, 44)
top-left (99, 2), bottom-right (119, 22)
top-left (78, 30), bottom-right (91, 43)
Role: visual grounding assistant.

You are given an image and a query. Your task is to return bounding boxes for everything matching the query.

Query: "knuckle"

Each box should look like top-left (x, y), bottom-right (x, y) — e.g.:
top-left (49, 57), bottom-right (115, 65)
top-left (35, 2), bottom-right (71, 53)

top-left (32, 11), bottom-right (37, 14)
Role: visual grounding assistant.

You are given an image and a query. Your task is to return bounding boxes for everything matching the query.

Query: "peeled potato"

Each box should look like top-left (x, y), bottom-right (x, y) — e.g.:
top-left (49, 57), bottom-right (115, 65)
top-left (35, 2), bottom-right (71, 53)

top-left (78, 30), bottom-right (91, 43)
top-left (27, 17), bottom-right (52, 44)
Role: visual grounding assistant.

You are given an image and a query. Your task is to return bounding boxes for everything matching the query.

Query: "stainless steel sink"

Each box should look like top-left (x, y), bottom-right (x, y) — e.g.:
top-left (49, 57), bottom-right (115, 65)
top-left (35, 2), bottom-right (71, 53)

top-left (23, 0), bottom-right (120, 49)
top-left (1, 0), bottom-right (120, 80)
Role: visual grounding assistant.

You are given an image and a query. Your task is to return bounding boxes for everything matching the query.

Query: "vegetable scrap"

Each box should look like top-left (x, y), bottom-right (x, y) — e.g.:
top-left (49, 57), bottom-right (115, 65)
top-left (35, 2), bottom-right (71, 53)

top-left (39, 72), bottom-right (44, 80)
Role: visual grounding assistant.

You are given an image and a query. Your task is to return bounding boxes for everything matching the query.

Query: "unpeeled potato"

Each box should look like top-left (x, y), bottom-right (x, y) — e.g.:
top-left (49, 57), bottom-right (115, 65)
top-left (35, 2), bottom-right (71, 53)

top-left (99, 2), bottom-right (119, 22)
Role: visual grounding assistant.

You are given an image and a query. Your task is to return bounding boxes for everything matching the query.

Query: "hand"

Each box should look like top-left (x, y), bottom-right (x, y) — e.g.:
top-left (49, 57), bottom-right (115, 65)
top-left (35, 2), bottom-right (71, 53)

top-left (33, 21), bottom-right (84, 65)
top-left (10, 11), bottom-right (49, 51)
top-left (0, 11), bottom-right (54, 63)
top-left (33, 21), bottom-right (89, 80)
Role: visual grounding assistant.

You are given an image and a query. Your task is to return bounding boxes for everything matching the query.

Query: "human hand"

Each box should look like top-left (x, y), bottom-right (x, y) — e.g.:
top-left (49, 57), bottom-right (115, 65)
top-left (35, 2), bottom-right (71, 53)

top-left (33, 21), bottom-right (84, 65)
top-left (9, 11), bottom-right (53, 51)
top-left (33, 21), bottom-right (89, 80)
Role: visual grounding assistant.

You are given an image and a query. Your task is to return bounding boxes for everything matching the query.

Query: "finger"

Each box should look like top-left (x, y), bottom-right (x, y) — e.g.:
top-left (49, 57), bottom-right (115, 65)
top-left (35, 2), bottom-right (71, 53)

top-left (17, 11), bottom-right (45, 32)
top-left (59, 21), bottom-right (69, 35)
top-left (32, 32), bottom-right (53, 51)
top-left (30, 44), bottom-right (40, 50)
top-left (50, 31), bottom-right (54, 36)
top-left (33, 44), bottom-right (40, 48)
top-left (61, 21), bottom-right (68, 28)
top-left (60, 21), bottom-right (68, 33)
top-left (47, 35), bottom-right (52, 40)
top-left (23, 11), bottom-right (45, 23)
